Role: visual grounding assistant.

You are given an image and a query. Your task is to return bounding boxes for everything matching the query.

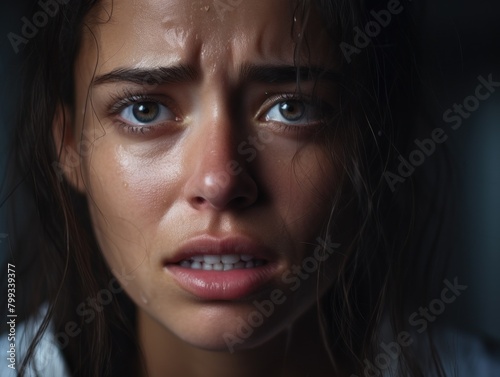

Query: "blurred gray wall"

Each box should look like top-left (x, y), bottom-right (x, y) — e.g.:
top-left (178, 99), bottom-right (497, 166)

top-left (420, 0), bottom-right (500, 341)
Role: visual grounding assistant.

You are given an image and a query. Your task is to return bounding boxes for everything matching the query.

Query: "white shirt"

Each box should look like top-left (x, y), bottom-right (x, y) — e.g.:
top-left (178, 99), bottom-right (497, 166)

top-left (0, 306), bottom-right (70, 377)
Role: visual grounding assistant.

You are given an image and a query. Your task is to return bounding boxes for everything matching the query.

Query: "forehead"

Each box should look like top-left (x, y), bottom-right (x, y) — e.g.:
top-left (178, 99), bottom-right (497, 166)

top-left (78, 0), bottom-right (335, 80)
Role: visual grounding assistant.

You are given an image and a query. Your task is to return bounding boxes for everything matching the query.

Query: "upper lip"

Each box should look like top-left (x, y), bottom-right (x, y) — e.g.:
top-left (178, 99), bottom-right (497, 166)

top-left (164, 234), bottom-right (275, 265)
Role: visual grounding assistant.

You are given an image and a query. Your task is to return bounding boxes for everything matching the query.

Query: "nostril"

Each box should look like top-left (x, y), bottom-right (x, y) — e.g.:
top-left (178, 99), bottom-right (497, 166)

top-left (193, 197), bottom-right (205, 206)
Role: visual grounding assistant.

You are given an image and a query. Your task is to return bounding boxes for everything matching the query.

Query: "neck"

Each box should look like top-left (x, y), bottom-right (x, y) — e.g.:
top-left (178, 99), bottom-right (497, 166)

top-left (137, 305), bottom-right (347, 377)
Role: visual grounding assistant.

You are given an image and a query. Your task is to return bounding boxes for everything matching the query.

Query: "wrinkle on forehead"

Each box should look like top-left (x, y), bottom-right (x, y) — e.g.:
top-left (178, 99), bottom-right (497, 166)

top-left (78, 0), bottom-right (336, 81)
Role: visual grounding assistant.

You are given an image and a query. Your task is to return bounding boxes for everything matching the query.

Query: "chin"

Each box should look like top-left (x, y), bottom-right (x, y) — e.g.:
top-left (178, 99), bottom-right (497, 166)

top-left (169, 308), bottom-right (294, 353)
top-left (154, 308), bottom-right (287, 353)
top-left (179, 324), bottom-right (287, 353)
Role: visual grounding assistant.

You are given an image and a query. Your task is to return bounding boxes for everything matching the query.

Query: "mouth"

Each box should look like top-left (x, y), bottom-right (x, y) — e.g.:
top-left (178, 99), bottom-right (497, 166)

top-left (163, 235), bottom-right (278, 300)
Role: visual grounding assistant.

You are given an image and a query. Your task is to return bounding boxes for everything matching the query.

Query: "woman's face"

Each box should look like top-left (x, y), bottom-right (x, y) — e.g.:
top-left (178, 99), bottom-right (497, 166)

top-left (64, 0), bottom-right (347, 351)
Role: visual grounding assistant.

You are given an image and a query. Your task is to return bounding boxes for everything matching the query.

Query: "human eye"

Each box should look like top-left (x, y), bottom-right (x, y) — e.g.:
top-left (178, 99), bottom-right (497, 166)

top-left (109, 91), bottom-right (181, 135)
top-left (261, 94), bottom-right (331, 129)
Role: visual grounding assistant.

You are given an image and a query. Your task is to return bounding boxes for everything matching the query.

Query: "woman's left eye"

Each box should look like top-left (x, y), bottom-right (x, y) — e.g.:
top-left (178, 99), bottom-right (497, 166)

top-left (119, 101), bottom-right (176, 127)
top-left (264, 99), bottom-right (322, 125)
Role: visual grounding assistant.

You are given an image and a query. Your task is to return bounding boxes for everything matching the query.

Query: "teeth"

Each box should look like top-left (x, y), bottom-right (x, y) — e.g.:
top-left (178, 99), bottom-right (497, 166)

top-left (203, 255), bottom-right (221, 264)
top-left (178, 254), bottom-right (266, 271)
top-left (180, 260), bottom-right (191, 268)
top-left (202, 263), bottom-right (213, 271)
top-left (234, 261), bottom-right (246, 269)
top-left (221, 254), bottom-right (240, 264)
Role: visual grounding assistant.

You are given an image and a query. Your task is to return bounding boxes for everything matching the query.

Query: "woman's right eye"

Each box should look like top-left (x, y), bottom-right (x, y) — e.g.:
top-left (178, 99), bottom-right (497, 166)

top-left (119, 101), bottom-right (177, 129)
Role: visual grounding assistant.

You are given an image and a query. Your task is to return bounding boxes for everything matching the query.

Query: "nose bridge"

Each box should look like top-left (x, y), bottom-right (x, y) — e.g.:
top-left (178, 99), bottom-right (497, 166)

top-left (183, 89), bottom-right (257, 211)
top-left (198, 91), bottom-right (238, 175)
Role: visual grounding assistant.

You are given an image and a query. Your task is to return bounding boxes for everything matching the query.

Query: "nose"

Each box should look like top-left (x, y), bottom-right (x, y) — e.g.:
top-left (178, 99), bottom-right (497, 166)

top-left (183, 109), bottom-right (259, 211)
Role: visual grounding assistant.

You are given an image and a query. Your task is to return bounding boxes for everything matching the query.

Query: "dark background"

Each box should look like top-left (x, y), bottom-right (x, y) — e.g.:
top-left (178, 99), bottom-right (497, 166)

top-left (419, 0), bottom-right (500, 342)
top-left (1, 0), bottom-right (499, 343)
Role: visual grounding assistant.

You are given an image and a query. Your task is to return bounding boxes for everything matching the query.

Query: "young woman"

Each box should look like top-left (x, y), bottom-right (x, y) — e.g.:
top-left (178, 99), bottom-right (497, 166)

top-left (1, 0), bottom-right (479, 376)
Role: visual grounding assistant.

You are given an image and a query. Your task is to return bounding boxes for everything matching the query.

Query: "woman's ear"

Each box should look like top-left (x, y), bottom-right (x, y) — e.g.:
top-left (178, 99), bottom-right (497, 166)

top-left (52, 103), bottom-right (86, 193)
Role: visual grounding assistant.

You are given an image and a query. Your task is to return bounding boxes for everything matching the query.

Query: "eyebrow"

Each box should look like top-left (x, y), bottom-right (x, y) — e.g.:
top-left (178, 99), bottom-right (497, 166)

top-left (92, 65), bottom-right (198, 86)
top-left (92, 64), bottom-right (341, 86)
top-left (239, 64), bottom-right (342, 84)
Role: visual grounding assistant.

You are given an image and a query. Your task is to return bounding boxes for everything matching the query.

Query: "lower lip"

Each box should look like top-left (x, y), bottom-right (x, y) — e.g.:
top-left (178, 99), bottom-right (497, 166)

top-left (165, 263), bottom-right (279, 300)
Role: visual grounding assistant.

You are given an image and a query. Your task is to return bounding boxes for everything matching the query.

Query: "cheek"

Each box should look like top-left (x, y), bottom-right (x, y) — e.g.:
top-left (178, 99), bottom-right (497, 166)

top-left (81, 142), bottom-right (181, 270)
top-left (81, 142), bottom-right (185, 308)
top-left (86, 143), bottom-right (180, 219)
top-left (257, 141), bottom-right (338, 238)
